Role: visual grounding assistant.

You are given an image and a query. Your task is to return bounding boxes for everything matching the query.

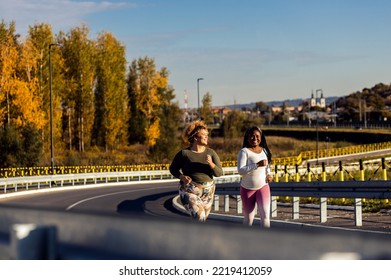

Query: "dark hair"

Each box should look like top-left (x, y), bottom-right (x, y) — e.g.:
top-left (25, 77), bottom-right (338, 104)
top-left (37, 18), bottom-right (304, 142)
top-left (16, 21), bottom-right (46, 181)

top-left (242, 126), bottom-right (272, 162)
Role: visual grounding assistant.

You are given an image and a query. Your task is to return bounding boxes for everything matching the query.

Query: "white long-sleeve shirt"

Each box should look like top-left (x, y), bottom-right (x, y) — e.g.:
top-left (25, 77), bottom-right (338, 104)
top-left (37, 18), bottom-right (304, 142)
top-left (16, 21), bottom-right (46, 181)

top-left (237, 147), bottom-right (270, 190)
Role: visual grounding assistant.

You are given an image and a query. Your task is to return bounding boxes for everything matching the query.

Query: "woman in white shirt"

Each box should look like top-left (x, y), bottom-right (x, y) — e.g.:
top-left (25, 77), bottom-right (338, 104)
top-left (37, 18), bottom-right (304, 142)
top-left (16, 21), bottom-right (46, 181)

top-left (237, 126), bottom-right (273, 228)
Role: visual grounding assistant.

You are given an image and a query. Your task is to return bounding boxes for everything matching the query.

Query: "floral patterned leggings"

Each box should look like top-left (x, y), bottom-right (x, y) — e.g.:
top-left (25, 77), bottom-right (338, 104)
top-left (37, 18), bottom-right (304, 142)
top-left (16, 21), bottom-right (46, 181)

top-left (179, 181), bottom-right (216, 222)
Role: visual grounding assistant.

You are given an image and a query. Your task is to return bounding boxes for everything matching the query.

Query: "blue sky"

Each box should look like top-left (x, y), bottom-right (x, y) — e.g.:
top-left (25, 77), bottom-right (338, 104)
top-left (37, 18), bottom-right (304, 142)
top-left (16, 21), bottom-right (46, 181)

top-left (1, 0), bottom-right (391, 108)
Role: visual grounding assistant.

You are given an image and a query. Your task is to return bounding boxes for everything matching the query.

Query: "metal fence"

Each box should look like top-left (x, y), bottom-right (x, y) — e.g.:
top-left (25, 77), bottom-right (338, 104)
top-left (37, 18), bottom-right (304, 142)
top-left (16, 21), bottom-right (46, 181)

top-left (1, 141), bottom-right (391, 177)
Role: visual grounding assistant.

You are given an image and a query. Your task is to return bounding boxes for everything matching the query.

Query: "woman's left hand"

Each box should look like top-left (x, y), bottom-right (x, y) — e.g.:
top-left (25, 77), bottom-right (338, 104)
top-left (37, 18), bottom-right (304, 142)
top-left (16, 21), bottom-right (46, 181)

top-left (206, 155), bottom-right (215, 169)
top-left (266, 174), bottom-right (273, 183)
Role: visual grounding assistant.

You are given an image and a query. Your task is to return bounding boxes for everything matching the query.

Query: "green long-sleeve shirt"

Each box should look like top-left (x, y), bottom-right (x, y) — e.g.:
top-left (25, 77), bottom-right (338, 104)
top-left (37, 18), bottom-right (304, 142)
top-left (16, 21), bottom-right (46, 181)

top-left (169, 147), bottom-right (223, 183)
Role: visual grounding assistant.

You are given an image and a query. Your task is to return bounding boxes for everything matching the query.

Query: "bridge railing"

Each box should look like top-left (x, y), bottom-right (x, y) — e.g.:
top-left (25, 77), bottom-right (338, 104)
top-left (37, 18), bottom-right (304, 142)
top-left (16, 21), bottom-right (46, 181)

top-left (212, 176), bottom-right (391, 227)
top-left (1, 166), bottom-right (390, 228)
top-left (2, 202), bottom-right (390, 260)
top-left (0, 167), bottom-right (239, 194)
top-left (1, 171), bottom-right (391, 260)
top-left (1, 141), bottom-right (391, 177)
top-left (1, 154), bottom-right (390, 193)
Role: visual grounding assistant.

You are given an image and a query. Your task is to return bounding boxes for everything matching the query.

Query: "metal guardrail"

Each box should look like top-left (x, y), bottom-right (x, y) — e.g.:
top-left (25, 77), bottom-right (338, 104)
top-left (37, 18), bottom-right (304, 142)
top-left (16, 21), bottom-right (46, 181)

top-left (1, 172), bottom-right (390, 260)
top-left (2, 204), bottom-right (390, 260)
top-left (0, 168), bottom-right (239, 193)
top-left (1, 169), bottom-right (389, 227)
top-left (1, 141), bottom-right (391, 177)
top-left (0, 171), bottom-right (175, 193)
top-left (216, 178), bottom-right (391, 199)
top-left (214, 177), bottom-right (391, 227)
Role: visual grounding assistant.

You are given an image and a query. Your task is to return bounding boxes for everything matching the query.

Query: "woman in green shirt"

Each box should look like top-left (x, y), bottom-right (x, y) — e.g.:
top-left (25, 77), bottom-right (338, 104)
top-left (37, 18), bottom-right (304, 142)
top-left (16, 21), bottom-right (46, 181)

top-left (169, 120), bottom-right (223, 222)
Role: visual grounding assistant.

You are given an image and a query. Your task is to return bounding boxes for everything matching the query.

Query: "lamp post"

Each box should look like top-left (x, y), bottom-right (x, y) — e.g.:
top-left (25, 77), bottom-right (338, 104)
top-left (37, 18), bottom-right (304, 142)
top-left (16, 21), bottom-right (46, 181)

top-left (197, 78), bottom-right (203, 117)
top-left (315, 89), bottom-right (323, 164)
top-left (49, 43), bottom-right (59, 175)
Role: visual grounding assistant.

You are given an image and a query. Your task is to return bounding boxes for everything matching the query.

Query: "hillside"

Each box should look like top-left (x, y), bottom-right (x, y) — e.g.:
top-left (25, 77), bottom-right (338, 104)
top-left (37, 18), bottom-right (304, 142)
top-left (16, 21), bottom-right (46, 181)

top-left (226, 96), bottom-right (340, 109)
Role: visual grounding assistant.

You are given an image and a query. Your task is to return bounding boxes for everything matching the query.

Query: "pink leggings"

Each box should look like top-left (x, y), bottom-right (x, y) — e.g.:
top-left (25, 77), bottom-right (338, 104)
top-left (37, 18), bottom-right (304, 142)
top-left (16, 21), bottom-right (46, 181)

top-left (240, 185), bottom-right (271, 228)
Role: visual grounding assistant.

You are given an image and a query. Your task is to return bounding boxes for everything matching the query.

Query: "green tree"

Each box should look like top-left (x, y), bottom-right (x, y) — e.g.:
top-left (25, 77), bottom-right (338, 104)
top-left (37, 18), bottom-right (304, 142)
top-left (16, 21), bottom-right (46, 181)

top-left (221, 110), bottom-right (246, 139)
top-left (93, 31), bottom-right (128, 150)
top-left (127, 57), bottom-right (168, 147)
top-left (127, 59), bottom-right (147, 144)
top-left (0, 125), bottom-right (20, 167)
top-left (0, 124), bottom-right (42, 167)
top-left (149, 68), bottom-right (182, 162)
top-left (19, 124), bottom-right (43, 166)
top-left (61, 25), bottom-right (96, 152)
top-left (200, 92), bottom-right (213, 124)
top-left (26, 22), bottom-right (64, 154)
top-left (254, 101), bottom-right (270, 113)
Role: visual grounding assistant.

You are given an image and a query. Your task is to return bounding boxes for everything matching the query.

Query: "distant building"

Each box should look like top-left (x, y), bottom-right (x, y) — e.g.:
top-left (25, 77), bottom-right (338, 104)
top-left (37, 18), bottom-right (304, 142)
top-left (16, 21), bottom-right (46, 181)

top-left (310, 91), bottom-right (326, 108)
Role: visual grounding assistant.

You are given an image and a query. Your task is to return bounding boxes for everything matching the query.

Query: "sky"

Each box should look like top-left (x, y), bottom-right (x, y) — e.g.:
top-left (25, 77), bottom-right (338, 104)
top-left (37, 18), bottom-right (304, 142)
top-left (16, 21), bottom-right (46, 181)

top-left (1, 0), bottom-right (391, 108)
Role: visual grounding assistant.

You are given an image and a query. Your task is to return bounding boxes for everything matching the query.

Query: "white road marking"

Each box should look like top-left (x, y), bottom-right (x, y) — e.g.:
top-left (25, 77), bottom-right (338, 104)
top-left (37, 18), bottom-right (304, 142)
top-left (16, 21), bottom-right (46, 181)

top-left (65, 186), bottom-right (173, 210)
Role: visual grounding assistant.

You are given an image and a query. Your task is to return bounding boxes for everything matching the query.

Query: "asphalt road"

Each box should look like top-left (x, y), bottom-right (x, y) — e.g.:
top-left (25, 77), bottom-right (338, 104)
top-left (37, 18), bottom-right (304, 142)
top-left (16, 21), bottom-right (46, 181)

top-left (0, 182), bottom-right (179, 217)
top-left (1, 180), bottom-right (390, 231)
top-left (0, 181), bottom-right (240, 227)
top-left (1, 181), bottom-right (390, 260)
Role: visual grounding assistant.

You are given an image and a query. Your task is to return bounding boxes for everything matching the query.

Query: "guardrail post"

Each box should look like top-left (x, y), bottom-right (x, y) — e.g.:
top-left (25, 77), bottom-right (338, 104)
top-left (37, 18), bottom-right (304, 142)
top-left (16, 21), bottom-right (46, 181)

top-left (307, 163), bottom-right (311, 182)
top-left (271, 164), bottom-right (279, 218)
top-left (224, 195), bottom-right (230, 212)
top-left (214, 195), bottom-right (219, 211)
top-left (284, 165), bottom-right (289, 182)
top-left (292, 197), bottom-right (299, 220)
top-left (236, 195), bottom-right (242, 214)
top-left (320, 162), bottom-right (327, 223)
top-left (353, 159), bottom-right (365, 227)
top-left (292, 165), bottom-right (300, 220)
top-left (354, 199), bottom-right (363, 227)
top-left (294, 164), bottom-right (300, 182)
top-left (271, 196), bottom-right (277, 218)
top-left (339, 161), bottom-right (344, 181)
top-left (11, 224), bottom-right (57, 260)
top-left (382, 158), bottom-right (387, 180)
top-left (359, 159), bottom-right (365, 181)
top-left (321, 162), bottom-right (327, 182)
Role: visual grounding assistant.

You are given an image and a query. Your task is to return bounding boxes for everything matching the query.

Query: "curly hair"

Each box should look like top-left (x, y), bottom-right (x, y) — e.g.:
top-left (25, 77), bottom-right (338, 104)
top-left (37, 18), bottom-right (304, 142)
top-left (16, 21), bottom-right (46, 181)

top-left (182, 119), bottom-right (208, 146)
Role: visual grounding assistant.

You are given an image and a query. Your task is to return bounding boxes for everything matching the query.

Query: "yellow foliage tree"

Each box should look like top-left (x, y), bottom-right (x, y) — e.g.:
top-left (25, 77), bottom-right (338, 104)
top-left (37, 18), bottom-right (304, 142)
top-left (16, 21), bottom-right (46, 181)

top-left (130, 57), bottom-right (169, 147)
top-left (145, 118), bottom-right (160, 147)
top-left (0, 22), bottom-right (18, 127)
top-left (14, 38), bottom-right (45, 129)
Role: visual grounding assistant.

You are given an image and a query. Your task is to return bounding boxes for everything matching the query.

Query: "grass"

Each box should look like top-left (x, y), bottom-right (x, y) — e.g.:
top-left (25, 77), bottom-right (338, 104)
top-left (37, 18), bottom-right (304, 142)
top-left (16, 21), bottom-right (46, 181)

top-left (207, 136), bottom-right (351, 161)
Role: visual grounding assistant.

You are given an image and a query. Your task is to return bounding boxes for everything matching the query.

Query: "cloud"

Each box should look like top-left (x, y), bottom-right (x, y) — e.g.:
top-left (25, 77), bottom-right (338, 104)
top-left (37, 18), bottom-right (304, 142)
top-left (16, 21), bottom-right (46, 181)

top-left (0, 0), bottom-right (135, 36)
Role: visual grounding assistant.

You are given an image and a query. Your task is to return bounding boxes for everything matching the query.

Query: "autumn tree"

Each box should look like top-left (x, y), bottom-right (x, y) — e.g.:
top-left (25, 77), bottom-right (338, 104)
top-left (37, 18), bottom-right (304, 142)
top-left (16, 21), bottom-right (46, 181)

top-left (61, 25), bottom-right (96, 152)
top-left (127, 56), bottom-right (168, 147)
top-left (93, 32), bottom-right (128, 151)
top-left (127, 59), bottom-right (147, 144)
top-left (0, 20), bottom-right (19, 127)
top-left (0, 21), bottom-right (43, 166)
top-left (26, 22), bottom-right (65, 157)
top-left (148, 68), bottom-right (182, 162)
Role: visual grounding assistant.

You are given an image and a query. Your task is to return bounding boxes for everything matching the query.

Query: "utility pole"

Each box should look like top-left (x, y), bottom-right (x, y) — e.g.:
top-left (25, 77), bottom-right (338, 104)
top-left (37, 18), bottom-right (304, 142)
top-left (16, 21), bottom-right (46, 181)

top-left (49, 43), bottom-right (60, 175)
top-left (197, 78), bottom-right (203, 118)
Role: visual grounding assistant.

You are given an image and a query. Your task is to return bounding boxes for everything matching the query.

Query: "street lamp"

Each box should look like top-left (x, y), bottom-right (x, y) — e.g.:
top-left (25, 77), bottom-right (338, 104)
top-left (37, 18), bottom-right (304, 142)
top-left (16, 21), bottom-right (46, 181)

top-left (49, 43), bottom-right (60, 175)
top-left (315, 89), bottom-right (323, 164)
top-left (197, 78), bottom-right (204, 117)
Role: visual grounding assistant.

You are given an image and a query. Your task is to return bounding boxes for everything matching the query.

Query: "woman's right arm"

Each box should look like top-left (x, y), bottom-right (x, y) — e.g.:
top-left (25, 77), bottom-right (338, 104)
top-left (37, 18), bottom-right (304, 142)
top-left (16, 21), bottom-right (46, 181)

top-left (169, 151), bottom-right (183, 179)
top-left (170, 151), bottom-right (192, 184)
top-left (237, 149), bottom-right (257, 175)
